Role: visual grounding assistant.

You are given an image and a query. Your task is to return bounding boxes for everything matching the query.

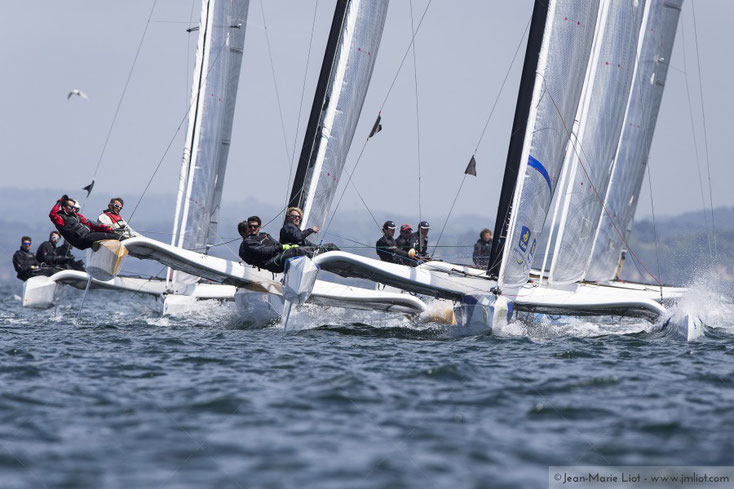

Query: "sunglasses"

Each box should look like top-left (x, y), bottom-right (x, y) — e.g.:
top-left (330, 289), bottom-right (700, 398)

top-left (22, 241), bottom-right (31, 245)
top-left (111, 203), bottom-right (122, 209)
top-left (247, 224), bottom-right (260, 229)
top-left (288, 214), bottom-right (301, 220)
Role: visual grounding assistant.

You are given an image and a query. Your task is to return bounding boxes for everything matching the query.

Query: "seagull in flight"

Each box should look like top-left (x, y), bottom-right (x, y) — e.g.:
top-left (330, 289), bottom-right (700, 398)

top-left (67, 89), bottom-right (88, 100)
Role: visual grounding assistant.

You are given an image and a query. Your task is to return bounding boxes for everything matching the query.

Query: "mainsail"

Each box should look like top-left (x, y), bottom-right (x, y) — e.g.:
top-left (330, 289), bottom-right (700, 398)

top-left (171, 0), bottom-right (249, 286)
top-left (288, 0), bottom-right (389, 234)
top-left (587, 0), bottom-right (683, 282)
top-left (549, 0), bottom-right (646, 284)
top-left (489, 0), bottom-right (600, 287)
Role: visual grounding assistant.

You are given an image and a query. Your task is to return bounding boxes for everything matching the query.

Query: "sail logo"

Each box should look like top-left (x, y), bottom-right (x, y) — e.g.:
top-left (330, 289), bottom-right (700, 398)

top-left (518, 226), bottom-right (531, 252)
top-left (529, 239), bottom-right (536, 261)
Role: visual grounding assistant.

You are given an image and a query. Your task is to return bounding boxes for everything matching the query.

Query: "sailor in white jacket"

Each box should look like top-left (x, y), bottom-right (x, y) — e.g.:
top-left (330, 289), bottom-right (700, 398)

top-left (97, 197), bottom-right (139, 239)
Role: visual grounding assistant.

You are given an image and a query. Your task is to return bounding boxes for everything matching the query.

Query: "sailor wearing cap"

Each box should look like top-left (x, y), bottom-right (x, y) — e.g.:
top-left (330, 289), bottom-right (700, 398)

top-left (396, 224), bottom-right (412, 249)
top-left (375, 220), bottom-right (412, 263)
top-left (411, 221), bottom-right (431, 260)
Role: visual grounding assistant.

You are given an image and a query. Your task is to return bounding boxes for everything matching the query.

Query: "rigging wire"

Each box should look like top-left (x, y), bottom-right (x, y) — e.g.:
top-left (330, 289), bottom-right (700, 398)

top-left (431, 174), bottom-right (468, 257)
top-left (691, 1), bottom-right (718, 257)
top-left (540, 74), bottom-right (664, 285)
top-left (431, 16), bottom-right (530, 257)
top-left (323, 0), bottom-right (434, 237)
top-left (185, 0), bottom-right (197, 109)
top-left (680, 20), bottom-right (712, 258)
top-left (471, 17), bottom-right (532, 155)
top-left (377, 0), bottom-right (433, 112)
top-left (646, 163), bottom-right (664, 298)
top-left (282, 0), bottom-right (321, 209)
top-left (259, 0), bottom-right (293, 171)
top-left (408, 0), bottom-right (423, 226)
top-left (84, 0), bottom-right (159, 207)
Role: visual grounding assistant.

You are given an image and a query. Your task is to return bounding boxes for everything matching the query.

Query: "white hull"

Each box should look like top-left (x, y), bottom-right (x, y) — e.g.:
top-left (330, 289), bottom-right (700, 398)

top-left (21, 270), bottom-right (168, 309)
top-left (310, 251), bottom-right (710, 339)
top-left (315, 252), bottom-right (670, 317)
top-left (120, 237), bottom-right (282, 293)
top-left (661, 312), bottom-right (704, 341)
top-left (159, 283), bottom-right (238, 316)
top-left (22, 275), bottom-right (67, 309)
top-left (234, 289), bottom-right (285, 326)
top-left (232, 280), bottom-right (432, 328)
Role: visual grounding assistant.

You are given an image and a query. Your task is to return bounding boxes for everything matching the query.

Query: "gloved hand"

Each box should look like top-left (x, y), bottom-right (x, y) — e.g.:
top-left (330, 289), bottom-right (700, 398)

top-left (282, 244), bottom-right (299, 251)
top-left (59, 194), bottom-right (69, 204)
top-left (408, 248), bottom-right (416, 259)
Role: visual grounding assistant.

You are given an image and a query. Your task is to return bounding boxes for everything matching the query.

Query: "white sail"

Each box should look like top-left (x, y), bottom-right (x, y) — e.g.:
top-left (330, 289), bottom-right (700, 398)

top-left (290, 0), bottom-right (389, 234)
top-left (499, 0), bottom-right (600, 287)
top-left (587, 0), bottom-right (683, 282)
top-left (549, 0), bottom-right (646, 285)
top-left (171, 0), bottom-right (249, 286)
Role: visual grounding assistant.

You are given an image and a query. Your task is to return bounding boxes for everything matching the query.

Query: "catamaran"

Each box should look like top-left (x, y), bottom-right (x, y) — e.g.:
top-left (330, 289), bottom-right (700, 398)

top-left (301, 0), bottom-right (702, 339)
top-left (85, 0), bottom-right (442, 324)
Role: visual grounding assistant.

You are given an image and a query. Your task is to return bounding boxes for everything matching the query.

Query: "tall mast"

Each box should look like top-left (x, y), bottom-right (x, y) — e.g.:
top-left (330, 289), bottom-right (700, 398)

top-left (487, 2), bottom-right (549, 279)
top-left (288, 0), bottom-right (350, 211)
top-left (169, 0), bottom-right (249, 288)
top-left (286, 0), bottom-right (390, 233)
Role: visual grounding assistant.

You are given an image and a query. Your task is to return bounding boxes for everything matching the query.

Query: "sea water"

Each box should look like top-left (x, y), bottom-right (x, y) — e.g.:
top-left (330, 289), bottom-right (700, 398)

top-left (1, 281), bottom-right (733, 489)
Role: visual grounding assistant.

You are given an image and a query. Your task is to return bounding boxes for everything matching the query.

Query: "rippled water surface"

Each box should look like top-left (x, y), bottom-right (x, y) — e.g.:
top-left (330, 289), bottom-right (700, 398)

top-left (1, 281), bottom-right (734, 488)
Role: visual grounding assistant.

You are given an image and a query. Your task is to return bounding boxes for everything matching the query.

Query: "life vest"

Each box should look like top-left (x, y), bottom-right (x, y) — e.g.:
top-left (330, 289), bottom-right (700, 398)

top-left (58, 212), bottom-right (91, 244)
top-left (103, 211), bottom-right (125, 227)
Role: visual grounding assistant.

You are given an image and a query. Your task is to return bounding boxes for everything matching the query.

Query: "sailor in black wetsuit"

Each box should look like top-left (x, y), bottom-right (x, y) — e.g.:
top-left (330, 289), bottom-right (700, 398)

top-left (12, 236), bottom-right (56, 281)
top-left (239, 216), bottom-right (310, 274)
top-left (375, 221), bottom-right (413, 264)
top-left (410, 221), bottom-right (431, 261)
top-left (49, 195), bottom-right (121, 250)
top-left (393, 224), bottom-right (417, 266)
top-left (280, 207), bottom-right (317, 246)
top-left (279, 207), bottom-right (338, 253)
top-left (36, 231), bottom-right (84, 271)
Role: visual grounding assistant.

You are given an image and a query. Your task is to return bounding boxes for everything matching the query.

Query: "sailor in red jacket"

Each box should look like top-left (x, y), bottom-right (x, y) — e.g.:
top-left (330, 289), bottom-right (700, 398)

top-left (97, 197), bottom-right (138, 239)
top-left (49, 195), bottom-right (122, 250)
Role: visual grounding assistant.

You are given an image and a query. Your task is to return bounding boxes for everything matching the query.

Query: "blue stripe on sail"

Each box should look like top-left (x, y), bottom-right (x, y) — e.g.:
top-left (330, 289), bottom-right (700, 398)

top-left (528, 155), bottom-right (552, 192)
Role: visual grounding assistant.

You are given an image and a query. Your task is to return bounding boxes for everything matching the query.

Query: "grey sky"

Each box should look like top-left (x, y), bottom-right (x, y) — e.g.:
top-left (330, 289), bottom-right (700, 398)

top-left (1, 0), bottom-right (731, 231)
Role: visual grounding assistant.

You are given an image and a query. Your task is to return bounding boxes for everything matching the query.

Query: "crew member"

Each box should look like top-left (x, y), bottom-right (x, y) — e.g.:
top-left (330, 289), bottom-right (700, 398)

top-left (36, 231), bottom-right (84, 271)
top-left (238, 216), bottom-right (309, 273)
top-left (280, 207), bottom-right (316, 246)
top-left (396, 224), bottom-right (418, 266)
top-left (49, 195), bottom-right (121, 250)
top-left (98, 197), bottom-right (138, 238)
top-left (279, 207), bottom-right (339, 253)
top-left (410, 221), bottom-right (431, 260)
top-left (472, 228), bottom-right (493, 269)
top-left (12, 236), bottom-right (55, 281)
top-left (376, 221), bottom-right (413, 264)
